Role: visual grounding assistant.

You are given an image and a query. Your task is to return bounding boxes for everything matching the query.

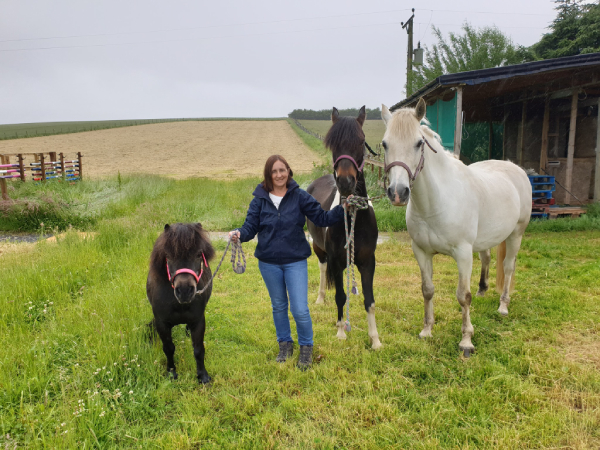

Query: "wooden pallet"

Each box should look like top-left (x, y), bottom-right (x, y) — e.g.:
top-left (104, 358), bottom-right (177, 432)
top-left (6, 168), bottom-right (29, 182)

top-left (548, 207), bottom-right (586, 219)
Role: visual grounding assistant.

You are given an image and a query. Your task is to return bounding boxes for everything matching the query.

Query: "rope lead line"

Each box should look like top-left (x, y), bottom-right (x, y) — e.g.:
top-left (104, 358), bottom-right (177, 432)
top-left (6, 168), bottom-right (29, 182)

top-left (342, 195), bottom-right (369, 332)
top-left (196, 237), bottom-right (246, 295)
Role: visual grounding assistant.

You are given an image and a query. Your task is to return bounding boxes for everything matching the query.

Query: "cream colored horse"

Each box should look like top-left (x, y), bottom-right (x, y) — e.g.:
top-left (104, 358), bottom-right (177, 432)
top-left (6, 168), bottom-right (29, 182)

top-left (382, 98), bottom-right (531, 356)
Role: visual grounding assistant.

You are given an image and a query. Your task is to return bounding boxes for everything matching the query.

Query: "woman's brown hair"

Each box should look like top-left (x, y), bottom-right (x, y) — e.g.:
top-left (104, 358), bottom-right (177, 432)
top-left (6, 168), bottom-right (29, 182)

top-left (262, 155), bottom-right (294, 192)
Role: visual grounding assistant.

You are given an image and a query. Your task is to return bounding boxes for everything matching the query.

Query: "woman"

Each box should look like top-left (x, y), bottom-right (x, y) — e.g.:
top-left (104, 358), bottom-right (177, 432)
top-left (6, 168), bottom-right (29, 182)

top-left (230, 155), bottom-right (346, 370)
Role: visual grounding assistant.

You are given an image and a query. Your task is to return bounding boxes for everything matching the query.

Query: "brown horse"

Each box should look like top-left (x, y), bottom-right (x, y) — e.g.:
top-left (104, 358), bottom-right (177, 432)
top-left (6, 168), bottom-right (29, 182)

top-left (147, 223), bottom-right (215, 383)
top-left (306, 106), bottom-right (382, 349)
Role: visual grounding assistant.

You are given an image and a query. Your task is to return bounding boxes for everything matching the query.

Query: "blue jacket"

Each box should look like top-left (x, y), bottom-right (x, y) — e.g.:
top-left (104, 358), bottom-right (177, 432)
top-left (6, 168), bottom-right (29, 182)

top-left (237, 179), bottom-right (344, 264)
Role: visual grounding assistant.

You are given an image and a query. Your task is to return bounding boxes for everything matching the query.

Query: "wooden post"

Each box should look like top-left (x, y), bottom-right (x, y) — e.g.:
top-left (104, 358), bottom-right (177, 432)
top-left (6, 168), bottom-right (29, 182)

top-left (565, 91), bottom-right (578, 204)
top-left (78, 152), bottom-right (83, 180)
top-left (454, 86), bottom-right (463, 159)
top-left (0, 154), bottom-right (6, 200)
top-left (49, 152), bottom-right (57, 162)
top-left (18, 154), bottom-right (25, 181)
top-left (539, 97), bottom-right (550, 174)
top-left (594, 97), bottom-right (600, 202)
top-left (517, 100), bottom-right (527, 167)
top-left (40, 153), bottom-right (46, 181)
top-left (502, 107), bottom-right (508, 160)
top-left (60, 152), bottom-right (65, 181)
top-left (488, 121), bottom-right (493, 160)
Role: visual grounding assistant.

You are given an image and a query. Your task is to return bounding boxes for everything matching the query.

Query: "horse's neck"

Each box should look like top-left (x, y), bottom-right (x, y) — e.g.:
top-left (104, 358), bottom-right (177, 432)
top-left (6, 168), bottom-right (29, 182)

top-left (410, 145), bottom-right (456, 213)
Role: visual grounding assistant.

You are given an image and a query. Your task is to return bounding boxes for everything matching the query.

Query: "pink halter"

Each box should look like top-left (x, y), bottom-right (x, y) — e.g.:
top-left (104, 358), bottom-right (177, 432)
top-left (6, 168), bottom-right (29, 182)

top-left (166, 253), bottom-right (208, 288)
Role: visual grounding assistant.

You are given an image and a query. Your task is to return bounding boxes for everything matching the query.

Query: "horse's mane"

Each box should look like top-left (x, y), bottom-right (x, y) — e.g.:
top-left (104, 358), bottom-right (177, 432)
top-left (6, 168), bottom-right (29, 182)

top-left (150, 223), bottom-right (215, 274)
top-left (389, 107), bottom-right (460, 161)
top-left (324, 116), bottom-right (365, 152)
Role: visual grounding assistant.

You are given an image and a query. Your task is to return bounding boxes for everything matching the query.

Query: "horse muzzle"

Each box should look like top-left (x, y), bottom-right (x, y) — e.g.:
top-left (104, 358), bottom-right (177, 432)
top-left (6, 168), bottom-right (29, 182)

top-left (336, 175), bottom-right (356, 198)
top-left (387, 183), bottom-right (410, 206)
top-left (173, 281), bottom-right (197, 304)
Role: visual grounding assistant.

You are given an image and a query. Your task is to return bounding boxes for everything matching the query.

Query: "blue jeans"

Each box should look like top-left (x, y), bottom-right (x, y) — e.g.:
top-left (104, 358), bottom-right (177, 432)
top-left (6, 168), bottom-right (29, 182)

top-left (258, 259), bottom-right (313, 346)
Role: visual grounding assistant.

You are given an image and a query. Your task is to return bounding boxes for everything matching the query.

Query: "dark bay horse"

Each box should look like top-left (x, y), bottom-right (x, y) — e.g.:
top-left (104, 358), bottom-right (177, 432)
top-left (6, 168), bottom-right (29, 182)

top-left (306, 106), bottom-right (382, 349)
top-left (147, 223), bottom-right (215, 383)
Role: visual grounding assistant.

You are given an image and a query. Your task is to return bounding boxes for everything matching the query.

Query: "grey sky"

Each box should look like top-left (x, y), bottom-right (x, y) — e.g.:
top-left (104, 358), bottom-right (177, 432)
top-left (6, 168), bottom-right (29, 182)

top-left (1, 0), bottom-right (558, 123)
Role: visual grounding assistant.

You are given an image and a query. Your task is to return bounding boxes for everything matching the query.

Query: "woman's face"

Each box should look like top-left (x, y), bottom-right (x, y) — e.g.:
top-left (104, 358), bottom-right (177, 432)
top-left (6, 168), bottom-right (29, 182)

top-left (271, 160), bottom-right (289, 190)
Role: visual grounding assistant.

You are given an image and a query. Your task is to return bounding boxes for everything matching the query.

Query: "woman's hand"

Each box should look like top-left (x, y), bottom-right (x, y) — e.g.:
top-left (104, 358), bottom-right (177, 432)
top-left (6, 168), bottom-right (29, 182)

top-left (229, 230), bottom-right (241, 243)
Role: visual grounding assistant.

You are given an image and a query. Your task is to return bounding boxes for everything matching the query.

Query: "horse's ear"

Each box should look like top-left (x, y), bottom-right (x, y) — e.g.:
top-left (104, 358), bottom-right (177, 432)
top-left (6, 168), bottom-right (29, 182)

top-left (331, 107), bottom-right (339, 124)
top-left (415, 98), bottom-right (426, 122)
top-left (381, 104), bottom-right (392, 125)
top-left (197, 222), bottom-right (203, 229)
top-left (357, 106), bottom-right (366, 126)
top-left (164, 224), bottom-right (170, 231)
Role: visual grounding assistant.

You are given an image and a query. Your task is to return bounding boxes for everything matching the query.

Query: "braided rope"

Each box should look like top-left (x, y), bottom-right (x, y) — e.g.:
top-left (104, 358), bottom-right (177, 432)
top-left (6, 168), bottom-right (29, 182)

top-left (342, 196), bottom-right (369, 332)
top-left (196, 238), bottom-right (246, 295)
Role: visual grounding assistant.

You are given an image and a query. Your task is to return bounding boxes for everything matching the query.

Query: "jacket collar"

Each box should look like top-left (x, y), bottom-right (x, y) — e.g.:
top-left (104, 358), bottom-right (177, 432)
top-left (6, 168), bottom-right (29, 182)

top-left (253, 179), bottom-right (299, 200)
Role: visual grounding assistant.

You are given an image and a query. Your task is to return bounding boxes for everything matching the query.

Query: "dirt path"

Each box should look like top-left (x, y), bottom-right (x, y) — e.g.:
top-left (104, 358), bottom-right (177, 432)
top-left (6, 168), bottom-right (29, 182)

top-left (0, 120), bottom-right (321, 179)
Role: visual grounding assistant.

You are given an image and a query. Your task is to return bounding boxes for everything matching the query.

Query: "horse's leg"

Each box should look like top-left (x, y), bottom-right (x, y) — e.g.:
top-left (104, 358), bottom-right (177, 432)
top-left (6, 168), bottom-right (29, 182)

top-left (412, 242), bottom-right (435, 339)
top-left (155, 320), bottom-right (178, 379)
top-left (313, 244), bottom-right (328, 305)
top-left (190, 318), bottom-right (210, 384)
top-left (454, 246), bottom-right (475, 356)
top-left (331, 261), bottom-right (348, 340)
top-left (498, 232), bottom-right (523, 316)
top-left (358, 254), bottom-right (382, 350)
top-left (476, 249), bottom-right (491, 297)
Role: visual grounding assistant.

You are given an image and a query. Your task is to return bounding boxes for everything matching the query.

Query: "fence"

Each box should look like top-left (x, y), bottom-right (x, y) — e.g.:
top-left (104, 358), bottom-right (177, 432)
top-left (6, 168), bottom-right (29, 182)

top-left (0, 152), bottom-right (82, 199)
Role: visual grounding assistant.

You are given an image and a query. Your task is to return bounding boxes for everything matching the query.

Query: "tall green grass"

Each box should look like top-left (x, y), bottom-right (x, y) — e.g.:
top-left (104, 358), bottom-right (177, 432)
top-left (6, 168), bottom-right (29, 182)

top-left (1, 177), bottom-right (599, 448)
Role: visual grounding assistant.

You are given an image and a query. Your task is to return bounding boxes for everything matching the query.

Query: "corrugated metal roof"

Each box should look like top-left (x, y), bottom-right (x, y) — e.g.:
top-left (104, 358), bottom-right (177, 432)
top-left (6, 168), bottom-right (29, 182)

top-left (390, 52), bottom-right (600, 111)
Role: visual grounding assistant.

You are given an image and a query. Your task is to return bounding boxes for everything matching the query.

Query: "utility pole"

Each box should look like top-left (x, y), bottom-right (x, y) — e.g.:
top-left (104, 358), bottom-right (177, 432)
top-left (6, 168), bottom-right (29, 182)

top-left (402, 9), bottom-right (415, 97)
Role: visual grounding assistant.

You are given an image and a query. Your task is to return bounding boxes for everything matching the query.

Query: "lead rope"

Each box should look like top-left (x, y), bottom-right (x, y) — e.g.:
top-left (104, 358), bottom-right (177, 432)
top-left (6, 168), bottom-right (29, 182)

top-left (196, 238), bottom-right (246, 295)
top-left (342, 196), bottom-right (369, 332)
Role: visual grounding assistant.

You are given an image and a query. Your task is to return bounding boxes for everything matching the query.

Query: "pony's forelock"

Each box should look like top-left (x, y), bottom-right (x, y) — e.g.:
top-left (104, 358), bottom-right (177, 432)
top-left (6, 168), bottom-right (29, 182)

top-left (150, 223), bottom-right (215, 274)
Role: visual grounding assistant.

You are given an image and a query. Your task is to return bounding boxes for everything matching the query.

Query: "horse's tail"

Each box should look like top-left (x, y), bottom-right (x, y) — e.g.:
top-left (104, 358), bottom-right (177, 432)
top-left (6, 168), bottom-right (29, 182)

top-left (495, 240), bottom-right (515, 294)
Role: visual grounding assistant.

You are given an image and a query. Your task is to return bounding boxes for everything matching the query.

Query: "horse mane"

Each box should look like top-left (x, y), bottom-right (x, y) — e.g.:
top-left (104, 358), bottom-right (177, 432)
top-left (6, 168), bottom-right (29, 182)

top-left (324, 116), bottom-right (365, 153)
top-left (150, 223), bottom-right (215, 275)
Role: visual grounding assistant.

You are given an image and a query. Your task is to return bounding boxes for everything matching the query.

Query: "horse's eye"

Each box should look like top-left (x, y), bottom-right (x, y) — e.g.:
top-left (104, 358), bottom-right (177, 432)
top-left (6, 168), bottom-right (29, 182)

top-left (416, 140), bottom-right (423, 149)
top-left (381, 141), bottom-right (387, 150)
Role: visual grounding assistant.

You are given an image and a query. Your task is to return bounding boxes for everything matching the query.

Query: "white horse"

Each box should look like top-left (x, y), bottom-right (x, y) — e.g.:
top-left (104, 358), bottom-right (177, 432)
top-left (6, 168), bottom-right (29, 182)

top-left (381, 98), bottom-right (532, 356)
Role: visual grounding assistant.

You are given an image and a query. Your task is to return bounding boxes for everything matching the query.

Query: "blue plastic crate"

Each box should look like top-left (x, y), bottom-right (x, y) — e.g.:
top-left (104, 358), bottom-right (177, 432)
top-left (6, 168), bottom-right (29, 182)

top-left (532, 190), bottom-right (553, 200)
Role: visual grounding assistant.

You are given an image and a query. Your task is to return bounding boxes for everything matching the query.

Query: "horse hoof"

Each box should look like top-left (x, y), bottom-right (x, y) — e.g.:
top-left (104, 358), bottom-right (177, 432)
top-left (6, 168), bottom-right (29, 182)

top-left (476, 290), bottom-right (486, 297)
top-left (497, 307), bottom-right (509, 317)
top-left (462, 348), bottom-right (474, 358)
top-left (371, 341), bottom-right (383, 350)
top-left (198, 374), bottom-right (211, 385)
top-left (169, 370), bottom-right (178, 380)
top-left (418, 332), bottom-right (432, 340)
top-left (315, 297), bottom-right (324, 305)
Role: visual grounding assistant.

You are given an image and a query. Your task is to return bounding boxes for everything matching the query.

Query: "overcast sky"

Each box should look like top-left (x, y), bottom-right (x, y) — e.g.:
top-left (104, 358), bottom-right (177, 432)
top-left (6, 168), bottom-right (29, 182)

top-left (1, 0), bottom-right (560, 124)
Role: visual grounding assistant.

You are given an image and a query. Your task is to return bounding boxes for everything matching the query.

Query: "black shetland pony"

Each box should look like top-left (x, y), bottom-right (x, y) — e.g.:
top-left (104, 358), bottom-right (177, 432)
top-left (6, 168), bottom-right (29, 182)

top-left (147, 223), bottom-right (215, 384)
top-left (306, 107), bottom-right (382, 349)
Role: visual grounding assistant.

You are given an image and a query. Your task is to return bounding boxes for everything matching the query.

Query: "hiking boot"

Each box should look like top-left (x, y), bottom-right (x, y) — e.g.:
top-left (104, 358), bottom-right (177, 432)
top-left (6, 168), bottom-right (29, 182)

top-left (297, 345), bottom-right (313, 371)
top-left (276, 341), bottom-right (293, 363)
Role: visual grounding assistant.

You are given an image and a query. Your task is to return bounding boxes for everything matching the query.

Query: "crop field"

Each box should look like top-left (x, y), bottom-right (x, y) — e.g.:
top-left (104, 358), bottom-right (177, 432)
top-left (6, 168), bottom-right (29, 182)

top-left (0, 121), bottom-right (599, 448)
top-left (0, 120), bottom-right (320, 180)
top-left (0, 118), bottom-right (284, 141)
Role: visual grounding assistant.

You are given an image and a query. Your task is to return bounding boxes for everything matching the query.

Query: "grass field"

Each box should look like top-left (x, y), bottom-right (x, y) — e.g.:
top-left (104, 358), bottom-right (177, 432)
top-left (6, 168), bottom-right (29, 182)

top-left (1, 172), bottom-right (600, 449)
top-left (1, 120), bottom-right (599, 448)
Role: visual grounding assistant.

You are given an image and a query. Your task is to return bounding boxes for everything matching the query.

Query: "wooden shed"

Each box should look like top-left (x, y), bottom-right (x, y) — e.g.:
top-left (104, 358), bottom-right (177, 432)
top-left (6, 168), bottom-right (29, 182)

top-left (390, 53), bottom-right (600, 205)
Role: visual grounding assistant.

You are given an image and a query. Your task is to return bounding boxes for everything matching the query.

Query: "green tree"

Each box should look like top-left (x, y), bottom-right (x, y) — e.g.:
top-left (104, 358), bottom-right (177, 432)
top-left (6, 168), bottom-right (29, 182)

top-left (532, 0), bottom-right (600, 59)
top-left (412, 23), bottom-right (533, 92)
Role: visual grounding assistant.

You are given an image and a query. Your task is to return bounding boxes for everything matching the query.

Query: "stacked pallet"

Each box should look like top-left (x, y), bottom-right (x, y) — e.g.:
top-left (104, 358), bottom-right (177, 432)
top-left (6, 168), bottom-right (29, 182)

top-left (529, 175), bottom-right (555, 219)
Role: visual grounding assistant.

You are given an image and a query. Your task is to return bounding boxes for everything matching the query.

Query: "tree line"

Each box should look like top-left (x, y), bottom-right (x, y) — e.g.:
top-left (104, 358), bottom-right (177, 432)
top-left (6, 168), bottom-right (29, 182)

top-left (288, 107), bottom-right (381, 120)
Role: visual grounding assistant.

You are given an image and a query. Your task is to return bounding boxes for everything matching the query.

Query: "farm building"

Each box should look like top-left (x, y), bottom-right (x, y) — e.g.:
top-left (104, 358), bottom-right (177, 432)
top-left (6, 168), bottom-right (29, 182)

top-left (390, 53), bottom-right (600, 205)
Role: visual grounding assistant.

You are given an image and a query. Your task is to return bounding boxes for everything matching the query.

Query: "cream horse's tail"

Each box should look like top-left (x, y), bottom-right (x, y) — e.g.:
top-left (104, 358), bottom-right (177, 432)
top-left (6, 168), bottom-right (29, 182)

top-left (495, 241), bottom-right (515, 294)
